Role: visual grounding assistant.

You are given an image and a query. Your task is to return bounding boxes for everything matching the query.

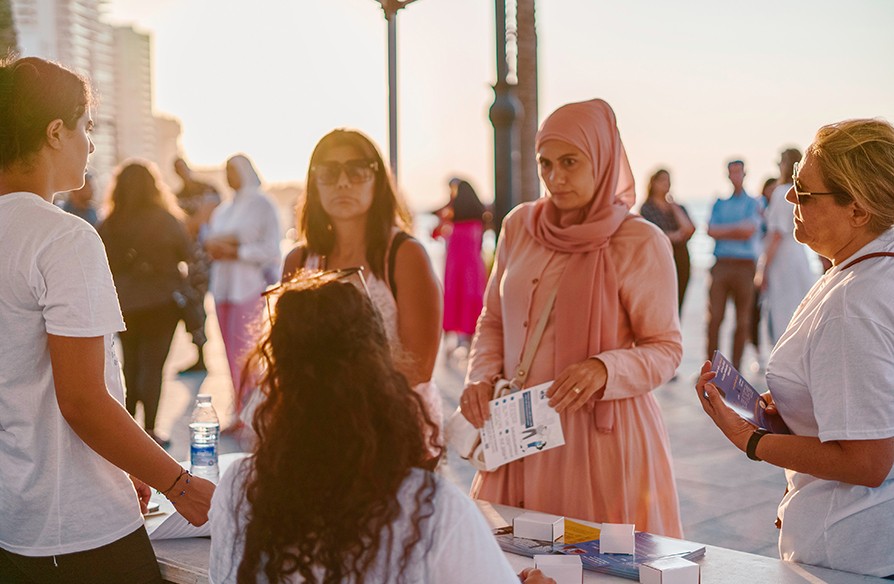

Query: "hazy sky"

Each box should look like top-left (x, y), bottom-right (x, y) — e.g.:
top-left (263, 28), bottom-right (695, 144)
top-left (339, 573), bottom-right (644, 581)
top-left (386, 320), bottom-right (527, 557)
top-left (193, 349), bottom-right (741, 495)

top-left (105, 0), bottom-right (894, 212)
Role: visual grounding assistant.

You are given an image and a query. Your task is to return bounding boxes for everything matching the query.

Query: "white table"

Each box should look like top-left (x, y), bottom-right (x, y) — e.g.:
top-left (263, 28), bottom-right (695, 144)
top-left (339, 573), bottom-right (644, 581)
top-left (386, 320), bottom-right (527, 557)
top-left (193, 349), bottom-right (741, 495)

top-left (152, 503), bottom-right (889, 583)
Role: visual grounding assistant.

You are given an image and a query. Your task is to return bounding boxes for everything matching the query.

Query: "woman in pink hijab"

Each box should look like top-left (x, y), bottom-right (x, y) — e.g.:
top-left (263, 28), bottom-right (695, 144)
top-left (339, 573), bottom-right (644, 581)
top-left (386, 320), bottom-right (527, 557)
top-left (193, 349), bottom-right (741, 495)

top-left (460, 99), bottom-right (684, 537)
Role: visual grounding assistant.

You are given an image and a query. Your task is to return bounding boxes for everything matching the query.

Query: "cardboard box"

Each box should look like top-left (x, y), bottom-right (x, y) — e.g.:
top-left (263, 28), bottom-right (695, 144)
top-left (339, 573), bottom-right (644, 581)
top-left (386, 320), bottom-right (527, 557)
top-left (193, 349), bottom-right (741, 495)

top-left (534, 554), bottom-right (582, 584)
top-left (639, 556), bottom-right (701, 584)
top-left (513, 512), bottom-right (565, 541)
top-left (599, 523), bottom-right (635, 554)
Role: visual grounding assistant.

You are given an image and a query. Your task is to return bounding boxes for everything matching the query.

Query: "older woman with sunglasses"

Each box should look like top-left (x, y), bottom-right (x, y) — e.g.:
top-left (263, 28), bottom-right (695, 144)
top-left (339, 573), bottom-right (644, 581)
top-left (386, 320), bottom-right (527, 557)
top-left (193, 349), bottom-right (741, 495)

top-left (282, 129), bottom-right (443, 439)
top-left (696, 118), bottom-right (894, 578)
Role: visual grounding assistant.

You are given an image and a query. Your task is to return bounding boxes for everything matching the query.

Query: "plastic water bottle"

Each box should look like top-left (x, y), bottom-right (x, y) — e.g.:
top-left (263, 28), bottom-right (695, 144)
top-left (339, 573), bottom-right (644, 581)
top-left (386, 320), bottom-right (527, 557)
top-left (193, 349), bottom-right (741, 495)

top-left (189, 394), bottom-right (220, 482)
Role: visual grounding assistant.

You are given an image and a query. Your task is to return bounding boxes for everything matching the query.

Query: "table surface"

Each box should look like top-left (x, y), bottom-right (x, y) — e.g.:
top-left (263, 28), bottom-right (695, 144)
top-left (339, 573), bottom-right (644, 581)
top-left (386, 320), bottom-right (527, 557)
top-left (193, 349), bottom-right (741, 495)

top-left (152, 504), bottom-right (890, 584)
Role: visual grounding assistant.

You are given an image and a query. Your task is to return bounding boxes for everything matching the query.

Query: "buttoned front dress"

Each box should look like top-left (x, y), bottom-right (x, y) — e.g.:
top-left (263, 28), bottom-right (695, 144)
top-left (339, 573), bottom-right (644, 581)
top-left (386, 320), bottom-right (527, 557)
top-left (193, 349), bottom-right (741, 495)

top-left (466, 204), bottom-right (684, 537)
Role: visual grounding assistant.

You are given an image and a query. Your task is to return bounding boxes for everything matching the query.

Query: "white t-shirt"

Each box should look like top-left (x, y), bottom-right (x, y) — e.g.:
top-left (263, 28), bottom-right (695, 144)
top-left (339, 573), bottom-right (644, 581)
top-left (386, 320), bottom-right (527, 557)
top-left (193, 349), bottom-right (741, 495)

top-left (0, 193), bottom-right (142, 555)
top-left (209, 461), bottom-right (519, 583)
top-left (763, 184), bottom-right (817, 343)
top-left (766, 227), bottom-right (894, 577)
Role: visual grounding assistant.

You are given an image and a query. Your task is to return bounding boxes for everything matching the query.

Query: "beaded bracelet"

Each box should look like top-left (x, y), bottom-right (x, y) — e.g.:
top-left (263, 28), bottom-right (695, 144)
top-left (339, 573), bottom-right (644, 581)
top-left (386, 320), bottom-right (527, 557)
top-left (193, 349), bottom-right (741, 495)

top-left (159, 468), bottom-right (189, 497)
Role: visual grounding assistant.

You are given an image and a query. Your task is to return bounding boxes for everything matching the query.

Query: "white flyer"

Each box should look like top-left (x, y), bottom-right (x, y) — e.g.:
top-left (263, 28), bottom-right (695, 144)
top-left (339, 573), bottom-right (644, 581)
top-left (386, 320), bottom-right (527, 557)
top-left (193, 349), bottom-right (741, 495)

top-left (480, 381), bottom-right (565, 471)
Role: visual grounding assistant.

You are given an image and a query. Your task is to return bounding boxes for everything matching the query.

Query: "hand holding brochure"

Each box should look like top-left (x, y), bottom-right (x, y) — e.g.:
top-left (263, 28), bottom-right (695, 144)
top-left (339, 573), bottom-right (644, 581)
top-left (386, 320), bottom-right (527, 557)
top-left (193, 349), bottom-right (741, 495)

top-left (709, 351), bottom-right (790, 434)
top-left (480, 381), bottom-right (565, 471)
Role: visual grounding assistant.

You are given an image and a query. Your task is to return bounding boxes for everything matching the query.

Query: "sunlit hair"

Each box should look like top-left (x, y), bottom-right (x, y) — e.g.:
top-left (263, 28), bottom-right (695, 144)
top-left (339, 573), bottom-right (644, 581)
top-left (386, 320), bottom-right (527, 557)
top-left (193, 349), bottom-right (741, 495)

top-left (236, 274), bottom-right (439, 584)
top-left (646, 168), bottom-right (670, 200)
top-left (808, 118), bottom-right (894, 233)
top-left (103, 160), bottom-right (182, 223)
top-left (299, 129), bottom-right (411, 279)
top-left (0, 56), bottom-right (91, 171)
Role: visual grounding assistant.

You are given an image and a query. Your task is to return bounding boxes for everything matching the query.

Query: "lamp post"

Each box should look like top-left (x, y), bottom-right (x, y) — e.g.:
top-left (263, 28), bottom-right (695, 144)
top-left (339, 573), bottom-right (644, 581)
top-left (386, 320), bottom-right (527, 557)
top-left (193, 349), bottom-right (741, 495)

top-left (375, 0), bottom-right (420, 180)
top-left (490, 0), bottom-right (521, 234)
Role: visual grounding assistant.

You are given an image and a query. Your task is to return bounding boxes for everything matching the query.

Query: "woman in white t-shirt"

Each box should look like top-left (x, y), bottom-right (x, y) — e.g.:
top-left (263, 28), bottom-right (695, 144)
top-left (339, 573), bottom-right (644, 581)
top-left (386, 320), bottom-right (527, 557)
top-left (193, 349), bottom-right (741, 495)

top-left (0, 56), bottom-right (214, 583)
top-left (696, 118), bottom-right (894, 578)
top-left (209, 273), bottom-right (553, 584)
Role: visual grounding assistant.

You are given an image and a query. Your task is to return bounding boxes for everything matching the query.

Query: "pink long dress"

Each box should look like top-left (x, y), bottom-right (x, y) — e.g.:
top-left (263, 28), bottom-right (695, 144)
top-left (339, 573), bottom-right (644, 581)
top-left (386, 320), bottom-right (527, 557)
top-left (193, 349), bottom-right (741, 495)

top-left (442, 219), bottom-right (487, 336)
top-left (467, 205), bottom-right (684, 537)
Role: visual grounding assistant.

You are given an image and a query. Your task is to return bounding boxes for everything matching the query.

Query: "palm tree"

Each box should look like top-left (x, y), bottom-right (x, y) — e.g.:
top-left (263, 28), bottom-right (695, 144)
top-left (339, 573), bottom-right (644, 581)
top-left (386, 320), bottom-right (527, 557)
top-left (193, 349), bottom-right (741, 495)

top-left (0, 0), bottom-right (17, 56)
top-left (516, 0), bottom-right (539, 202)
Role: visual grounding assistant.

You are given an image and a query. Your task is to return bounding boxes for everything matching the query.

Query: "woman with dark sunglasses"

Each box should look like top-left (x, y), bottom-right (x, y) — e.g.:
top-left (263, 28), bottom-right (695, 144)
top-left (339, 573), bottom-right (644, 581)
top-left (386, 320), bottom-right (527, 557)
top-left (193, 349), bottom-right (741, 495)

top-left (282, 129), bottom-right (444, 445)
top-left (209, 275), bottom-right (553, 584)
top-left (696, 118), bottom-right (894, 578)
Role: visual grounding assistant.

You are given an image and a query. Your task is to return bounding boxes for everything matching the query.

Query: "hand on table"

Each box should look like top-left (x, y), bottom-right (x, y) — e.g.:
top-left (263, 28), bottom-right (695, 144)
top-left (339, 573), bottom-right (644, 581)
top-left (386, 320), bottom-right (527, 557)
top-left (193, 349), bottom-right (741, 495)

top-left (695, 361), bottom-right (757, 452)
top-left (518, 568), bottom-right (556, 584)
top-left (167, 473), bottom-right (216, 526)
top-left (459, 380), bottom-right (496, 429)
top-left (547, 358), bottom-right (607, 414)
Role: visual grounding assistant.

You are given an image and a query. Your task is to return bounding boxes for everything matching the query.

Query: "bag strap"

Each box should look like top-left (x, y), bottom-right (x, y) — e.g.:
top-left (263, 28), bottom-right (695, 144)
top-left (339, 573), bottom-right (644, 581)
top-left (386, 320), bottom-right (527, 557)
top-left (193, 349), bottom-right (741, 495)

top-left (840, 252), bottom-right (894, 270)
top-left (510, 284), bottom-right (560, 390)
top-left (386, 231), bottom-right (411, 298)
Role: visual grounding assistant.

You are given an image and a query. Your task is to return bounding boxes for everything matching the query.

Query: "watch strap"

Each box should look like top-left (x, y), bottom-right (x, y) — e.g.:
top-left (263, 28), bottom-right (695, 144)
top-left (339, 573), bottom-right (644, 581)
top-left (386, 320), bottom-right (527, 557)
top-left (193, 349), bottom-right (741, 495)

top-left (746, 428), bottom-right (770, 461)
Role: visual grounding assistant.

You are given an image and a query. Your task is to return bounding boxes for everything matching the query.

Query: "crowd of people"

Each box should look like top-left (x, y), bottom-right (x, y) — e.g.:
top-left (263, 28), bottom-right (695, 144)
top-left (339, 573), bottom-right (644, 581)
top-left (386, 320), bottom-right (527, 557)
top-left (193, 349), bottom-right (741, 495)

top-left (2, 55), bottom-right (893, 582)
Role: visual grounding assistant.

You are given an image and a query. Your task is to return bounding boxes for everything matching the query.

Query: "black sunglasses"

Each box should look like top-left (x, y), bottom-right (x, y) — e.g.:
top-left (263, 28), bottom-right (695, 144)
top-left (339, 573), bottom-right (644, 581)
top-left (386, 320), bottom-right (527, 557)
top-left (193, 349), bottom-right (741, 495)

top-left (311, 159), bottom-right (378, 186)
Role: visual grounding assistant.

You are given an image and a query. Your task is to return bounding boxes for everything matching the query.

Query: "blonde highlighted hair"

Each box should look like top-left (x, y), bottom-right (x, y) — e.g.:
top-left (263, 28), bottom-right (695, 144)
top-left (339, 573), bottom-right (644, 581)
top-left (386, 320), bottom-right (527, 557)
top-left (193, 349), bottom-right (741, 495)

top-left (809, 118), bottom-right (894, 234)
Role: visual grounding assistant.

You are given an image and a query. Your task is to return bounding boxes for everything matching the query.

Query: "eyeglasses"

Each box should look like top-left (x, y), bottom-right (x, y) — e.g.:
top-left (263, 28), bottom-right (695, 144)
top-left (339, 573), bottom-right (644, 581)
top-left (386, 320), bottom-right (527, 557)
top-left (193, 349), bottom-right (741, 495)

top-left (311, 159), bottom-right (378, 186)
top-left (262, 267), bottom-right (370, 320)
top-left (791, 161), bottom-right (849, 204)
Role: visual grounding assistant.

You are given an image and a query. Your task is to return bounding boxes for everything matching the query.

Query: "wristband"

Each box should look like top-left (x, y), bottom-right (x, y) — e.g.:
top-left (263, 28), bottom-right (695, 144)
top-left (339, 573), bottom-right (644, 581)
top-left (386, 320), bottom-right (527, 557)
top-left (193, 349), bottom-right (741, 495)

top-left (746, 428), bottom-right (770, 461)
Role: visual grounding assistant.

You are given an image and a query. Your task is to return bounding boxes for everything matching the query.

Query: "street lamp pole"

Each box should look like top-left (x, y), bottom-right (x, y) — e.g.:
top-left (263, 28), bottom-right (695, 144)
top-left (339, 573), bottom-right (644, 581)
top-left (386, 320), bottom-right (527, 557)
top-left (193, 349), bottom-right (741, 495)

top-left (489, 0), bottom-right (521, 234)
top-left (376, 0), bottom-right (420, 181)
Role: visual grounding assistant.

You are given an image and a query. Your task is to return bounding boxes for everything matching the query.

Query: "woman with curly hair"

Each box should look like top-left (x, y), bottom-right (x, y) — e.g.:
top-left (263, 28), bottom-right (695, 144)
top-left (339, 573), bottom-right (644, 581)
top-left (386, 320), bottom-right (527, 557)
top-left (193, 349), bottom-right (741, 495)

top-left (208, 273), bottom-right (552, 584)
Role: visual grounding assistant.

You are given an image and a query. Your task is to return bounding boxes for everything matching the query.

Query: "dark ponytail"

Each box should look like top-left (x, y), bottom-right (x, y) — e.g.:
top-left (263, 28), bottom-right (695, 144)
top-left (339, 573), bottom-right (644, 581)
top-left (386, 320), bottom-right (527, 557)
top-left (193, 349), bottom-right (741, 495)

top-left (0, 56), bottom-right (91, 171)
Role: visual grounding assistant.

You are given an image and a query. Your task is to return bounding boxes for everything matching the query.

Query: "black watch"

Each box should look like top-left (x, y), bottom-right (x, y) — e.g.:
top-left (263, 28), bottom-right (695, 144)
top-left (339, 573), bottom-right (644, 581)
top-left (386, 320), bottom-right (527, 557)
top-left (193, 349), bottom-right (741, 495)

top-left (746, 428), bottom-right (770, 461)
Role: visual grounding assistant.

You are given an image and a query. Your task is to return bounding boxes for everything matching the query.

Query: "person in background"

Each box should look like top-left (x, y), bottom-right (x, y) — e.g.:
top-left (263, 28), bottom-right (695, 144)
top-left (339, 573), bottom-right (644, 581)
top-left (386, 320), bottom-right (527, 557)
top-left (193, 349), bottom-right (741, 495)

top-left (0, 56), bottom-right (213, 584)
top-left (460, 99), bottom-right (684, 536)
top-left (205, 154), bottom-right (281, 426)
top-left (209, 274), bottom-right (554, 584)
top-left (61, 171), bottom-right (98, 226)
top-left (99, 161), bottom-right (190, 448)
top-left (705, 159), bottom-right (764, 370)
top-left (748, 176), bottom-right (777, 364)
top-left (640, 168), bottom-right (695, 312)
top-left (433, 178), bottom-right (488, 356)
top-left (173, 157), bottom-right (221, 374)
top-left (755, 148), bottom-right (817, 344)
top-left (282, 129), bottom-right (443, 440)
top-left (696, 118), bottom-right (894, 578)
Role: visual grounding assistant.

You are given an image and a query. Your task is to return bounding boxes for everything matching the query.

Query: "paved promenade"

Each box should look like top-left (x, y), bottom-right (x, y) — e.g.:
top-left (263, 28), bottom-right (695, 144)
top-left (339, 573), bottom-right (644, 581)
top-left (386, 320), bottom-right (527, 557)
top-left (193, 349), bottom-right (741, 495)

top-left (153, 261), bottom-right (784, 558)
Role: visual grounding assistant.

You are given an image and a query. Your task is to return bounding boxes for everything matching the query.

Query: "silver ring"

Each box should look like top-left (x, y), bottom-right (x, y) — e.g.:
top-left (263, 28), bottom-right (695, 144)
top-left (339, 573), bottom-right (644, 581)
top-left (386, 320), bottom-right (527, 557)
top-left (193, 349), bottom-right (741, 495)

top-left (573, 387), bottom-right (582, 394)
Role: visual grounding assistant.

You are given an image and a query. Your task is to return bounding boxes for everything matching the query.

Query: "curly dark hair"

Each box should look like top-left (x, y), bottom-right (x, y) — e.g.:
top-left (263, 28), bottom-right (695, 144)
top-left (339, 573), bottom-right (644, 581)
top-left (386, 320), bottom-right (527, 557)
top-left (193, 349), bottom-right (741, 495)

top-left (299, 129), bottom-right (411, 280)
top-left (236, 274), bottom-right (441, 583)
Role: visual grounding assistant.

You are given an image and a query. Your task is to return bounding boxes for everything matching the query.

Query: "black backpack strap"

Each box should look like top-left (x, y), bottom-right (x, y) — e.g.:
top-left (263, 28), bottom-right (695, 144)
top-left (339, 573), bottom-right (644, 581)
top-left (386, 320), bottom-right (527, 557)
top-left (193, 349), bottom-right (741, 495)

top-left (386, 231), bottom-right (412, 298)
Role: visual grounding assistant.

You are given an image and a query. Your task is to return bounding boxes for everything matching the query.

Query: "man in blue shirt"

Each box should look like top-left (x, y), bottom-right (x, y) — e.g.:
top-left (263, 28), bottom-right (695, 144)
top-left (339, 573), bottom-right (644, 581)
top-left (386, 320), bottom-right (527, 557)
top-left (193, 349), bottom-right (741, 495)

top-left (706, 160), bottom-right (763, 369)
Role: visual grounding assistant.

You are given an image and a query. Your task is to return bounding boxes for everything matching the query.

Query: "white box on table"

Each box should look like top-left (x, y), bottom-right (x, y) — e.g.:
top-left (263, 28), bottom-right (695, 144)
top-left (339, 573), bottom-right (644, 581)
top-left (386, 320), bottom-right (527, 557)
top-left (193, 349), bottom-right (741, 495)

top-left (534, 554), bottom-right (582, 584)
top-left (638, 556), bottom-right (700, 584)
top-left (513, 512), bottom-right (564, 541)
top-left (599, 523), bottom-right (635, 554)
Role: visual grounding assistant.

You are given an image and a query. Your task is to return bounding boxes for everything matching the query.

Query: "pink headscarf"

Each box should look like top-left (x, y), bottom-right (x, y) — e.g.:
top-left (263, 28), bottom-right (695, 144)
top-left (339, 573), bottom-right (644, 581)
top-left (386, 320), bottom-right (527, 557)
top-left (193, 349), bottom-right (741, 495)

top-left (525, 99), bottom-right (635, 432)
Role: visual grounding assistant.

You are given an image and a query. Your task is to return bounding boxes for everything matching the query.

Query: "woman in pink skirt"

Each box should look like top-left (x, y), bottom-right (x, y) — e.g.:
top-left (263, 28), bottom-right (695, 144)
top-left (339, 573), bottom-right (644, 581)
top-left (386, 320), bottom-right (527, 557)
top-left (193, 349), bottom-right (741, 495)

top-left (434, 179), bottom-right (487, 352)
top-left (459, 99), bottom-right (684, 537)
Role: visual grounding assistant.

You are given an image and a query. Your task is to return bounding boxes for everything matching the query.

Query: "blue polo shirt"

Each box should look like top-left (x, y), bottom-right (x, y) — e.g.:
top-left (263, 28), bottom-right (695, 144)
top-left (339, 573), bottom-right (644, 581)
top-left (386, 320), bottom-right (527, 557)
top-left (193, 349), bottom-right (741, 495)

top-left (708, 192), bottom-right (763, 260)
